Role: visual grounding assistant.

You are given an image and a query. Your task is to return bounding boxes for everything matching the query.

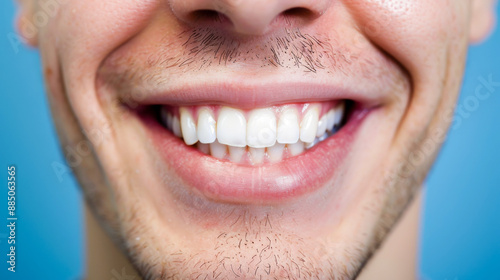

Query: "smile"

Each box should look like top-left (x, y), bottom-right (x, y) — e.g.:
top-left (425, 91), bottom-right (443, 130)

top-left (132, 80), bottom-right (378, 204)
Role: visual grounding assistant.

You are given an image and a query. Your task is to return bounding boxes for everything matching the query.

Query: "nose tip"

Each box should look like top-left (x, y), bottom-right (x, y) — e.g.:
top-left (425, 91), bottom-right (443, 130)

top-left (170, 0), bottom-right (328, 35)
top-left (217, 0), bottom-right (288, 35)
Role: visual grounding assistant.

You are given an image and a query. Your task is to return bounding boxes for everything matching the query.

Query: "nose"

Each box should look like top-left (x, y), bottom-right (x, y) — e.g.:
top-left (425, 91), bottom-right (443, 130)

top-left (169, 0), bottom-right (330, 35)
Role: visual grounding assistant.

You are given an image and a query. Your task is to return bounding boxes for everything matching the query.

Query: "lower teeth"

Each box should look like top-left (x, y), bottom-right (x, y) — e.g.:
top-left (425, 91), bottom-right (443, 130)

top-left (177, 127), bottom-right (342, 165)
top-left (195, 136), bottom-right (329, 165)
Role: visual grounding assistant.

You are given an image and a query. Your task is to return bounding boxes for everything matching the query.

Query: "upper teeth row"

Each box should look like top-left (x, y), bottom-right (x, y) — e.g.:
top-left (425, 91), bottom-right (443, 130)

top-left (161, 102), bottom-right (345, 148)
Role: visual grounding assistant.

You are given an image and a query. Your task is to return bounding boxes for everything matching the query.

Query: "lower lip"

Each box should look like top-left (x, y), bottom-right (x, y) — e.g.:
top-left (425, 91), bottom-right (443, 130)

top-left (142, 108), bottom-right (368, 204)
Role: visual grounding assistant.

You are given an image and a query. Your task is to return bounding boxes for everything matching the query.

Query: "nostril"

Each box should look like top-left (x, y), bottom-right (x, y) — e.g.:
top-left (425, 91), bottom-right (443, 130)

top-left (172, 1), bottom-right (326, 35)
top-left (282, 7), bottom-right (316, 19)
top-left (189, 9), bottom-right (218, 21)
top-left (189, 10), bottom-right (231, 24)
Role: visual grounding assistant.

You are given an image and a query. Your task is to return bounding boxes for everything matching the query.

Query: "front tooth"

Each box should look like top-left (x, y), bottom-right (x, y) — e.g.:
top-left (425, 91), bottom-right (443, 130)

top-left (316, 115), bottom-right (327, 137)
top-left (197, 108), bottom-right (216, 144)
top-left (267, 144), bottom-right (285, 163)
top-left (277, 108), bottom-right (300, 144)
top-left (247, 109), bottom-right (276, 148)
top-left (300, 106), bottom-right (319, 143)
top-left (326, 109), bottom-right (335, 132)
top-left (249, 148), bottom-right (265, 165)
top-left (288, 142), bottom-right (305, 156)
top-left (228, 146), bottom-right (246, 162)
top-left (172, 116), bottom-right (182, 137)
top-left (210, 141), bottom-right (227, 159)
top-left (180, 108), bottom-right (198, 145)
top-left (217, 107), bottom-right (247, 147)
top-left (334, 102), bottom-right (345, 127)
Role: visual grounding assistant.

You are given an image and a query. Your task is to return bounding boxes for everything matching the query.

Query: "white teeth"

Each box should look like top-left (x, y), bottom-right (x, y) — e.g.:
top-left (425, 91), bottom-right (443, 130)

top-left (197, 143), bottom-right (210, 154)
top-left (334, 102), bottom-right (345, 127)
top-left (172, 116), bottom-right (182, 137)
top-left (316, 115), bottom-right (328, 137)
top-left (300, 106), bottom-right (320, 143)
top-left (277, 108), bottom-right (300, 144)
top-left (197, 108), bottom-right (217, 144)
top-left (163, 101), bottom-right (347, 163)
top-left (228, 146), bottom-right (246, 162)
top-left (267, 143), bottom-right (285, 163)
top-left (217, 107), bottom-right (247, 147)
top-left (288, 142), bottom-right (305, 156)
top-left (180, 108), bottom-right (198, 145)
top-left (247, 108), bottom-right (277, 148)
top-left (210, 141), bottom-right (227, 159)
top-left (249, 148), bottom-right (265, 165)
top-left (326, 109), bottom-right (335, 132)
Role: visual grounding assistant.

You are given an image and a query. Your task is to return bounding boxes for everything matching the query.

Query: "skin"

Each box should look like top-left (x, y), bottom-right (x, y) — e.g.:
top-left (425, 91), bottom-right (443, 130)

top-left (16, 0), bottom-right (496, 279)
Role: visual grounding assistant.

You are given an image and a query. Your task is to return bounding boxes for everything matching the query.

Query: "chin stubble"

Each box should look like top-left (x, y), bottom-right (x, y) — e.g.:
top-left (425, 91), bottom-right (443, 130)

top-left (128, 210), bottom-right (371, 280)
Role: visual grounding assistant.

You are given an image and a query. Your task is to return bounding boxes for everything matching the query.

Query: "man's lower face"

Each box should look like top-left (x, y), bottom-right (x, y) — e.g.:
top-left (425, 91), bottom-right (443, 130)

top-left (38, 0), bottom-right (470, 278)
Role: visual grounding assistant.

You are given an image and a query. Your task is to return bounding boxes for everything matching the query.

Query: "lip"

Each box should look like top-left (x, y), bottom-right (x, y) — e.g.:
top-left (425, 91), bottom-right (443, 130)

top-left (121, 76), bottom-right (387, 110)
top-left (140, 104), bottom-right (370, 204)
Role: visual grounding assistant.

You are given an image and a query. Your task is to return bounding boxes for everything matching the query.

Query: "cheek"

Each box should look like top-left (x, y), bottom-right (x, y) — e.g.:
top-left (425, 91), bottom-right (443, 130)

top-left (54, 0), bottom-right (160, 76)
top-left (346, 0), bottom-right (469, 78)
top-left (37, 0), bottom-right (163, 108)
top-left (43, 0), bottom-right (163, 148)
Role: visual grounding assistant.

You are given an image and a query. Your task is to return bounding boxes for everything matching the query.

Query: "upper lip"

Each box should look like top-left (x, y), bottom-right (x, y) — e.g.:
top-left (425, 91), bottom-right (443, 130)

top-left (117, 75), bottom-right (388, 109)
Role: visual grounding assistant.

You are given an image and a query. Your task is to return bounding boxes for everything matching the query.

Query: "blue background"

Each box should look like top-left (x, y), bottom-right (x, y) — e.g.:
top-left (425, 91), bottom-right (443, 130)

top-left (0, 1), bottom-right (499, 279)
top-left (0, 1), bottom-right (84, 280)
top-left (419, 8), bottom-right (500, 280)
